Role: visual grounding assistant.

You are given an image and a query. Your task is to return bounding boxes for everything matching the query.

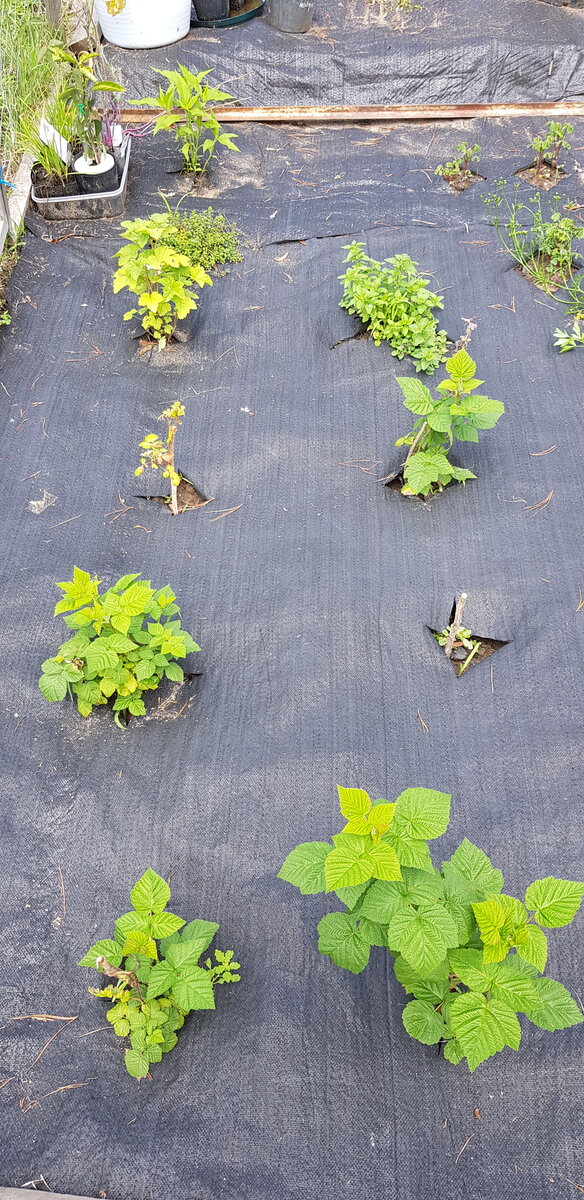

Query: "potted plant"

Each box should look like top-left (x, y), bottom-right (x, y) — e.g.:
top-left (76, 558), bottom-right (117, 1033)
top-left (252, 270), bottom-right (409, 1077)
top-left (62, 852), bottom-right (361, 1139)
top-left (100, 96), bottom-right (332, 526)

top-left (94, 0), bottom-right (192, 49)
top-left (47, 47), bottom-right (125, 194)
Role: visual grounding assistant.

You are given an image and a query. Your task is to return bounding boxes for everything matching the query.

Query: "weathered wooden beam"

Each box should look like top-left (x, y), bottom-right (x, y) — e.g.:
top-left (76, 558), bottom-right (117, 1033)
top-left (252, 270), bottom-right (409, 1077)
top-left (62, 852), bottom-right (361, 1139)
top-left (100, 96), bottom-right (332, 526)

top-left (122, 101), bottom-right (584, 124)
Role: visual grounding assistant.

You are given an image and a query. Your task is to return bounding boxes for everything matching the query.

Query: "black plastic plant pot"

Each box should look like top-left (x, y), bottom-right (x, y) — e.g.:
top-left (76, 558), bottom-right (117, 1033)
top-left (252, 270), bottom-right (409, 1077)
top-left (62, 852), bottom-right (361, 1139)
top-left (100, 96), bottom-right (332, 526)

top-left (74, 153), bottom-right (119, 195)
top-left (193, 0), bottom-right (229, 17)
top-left (266, 0), bottom-right (314, 31)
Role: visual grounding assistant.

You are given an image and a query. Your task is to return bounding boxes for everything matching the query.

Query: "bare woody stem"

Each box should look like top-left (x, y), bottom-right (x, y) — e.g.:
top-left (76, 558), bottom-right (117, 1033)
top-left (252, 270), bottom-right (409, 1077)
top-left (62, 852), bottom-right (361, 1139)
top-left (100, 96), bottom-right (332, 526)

top-left (96, 955), bottom-right (143, 1000)
top-left (444, 592), bottom-right (468, 659)
top-left (165, 421), bottom-right (179, 516)
top-left (405, 421), bottom-right (428, 463)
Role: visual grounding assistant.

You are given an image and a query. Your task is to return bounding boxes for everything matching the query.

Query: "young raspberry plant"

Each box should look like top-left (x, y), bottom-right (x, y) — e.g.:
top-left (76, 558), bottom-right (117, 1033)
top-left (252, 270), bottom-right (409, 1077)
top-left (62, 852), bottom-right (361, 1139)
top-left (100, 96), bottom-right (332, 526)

top-left (279, 786), bottom-right (584, 1072)
top-left (135, 401), bottom-right (185, 516)
top-left (38, 568), bottom-right (200, 726)
top-left (80, 869), bottom-right (241, 1078)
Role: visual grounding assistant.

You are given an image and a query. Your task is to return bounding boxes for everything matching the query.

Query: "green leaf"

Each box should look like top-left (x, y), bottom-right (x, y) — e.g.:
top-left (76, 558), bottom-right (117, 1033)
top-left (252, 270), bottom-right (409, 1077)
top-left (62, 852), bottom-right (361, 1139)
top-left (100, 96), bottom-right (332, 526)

top-left (443, 1038), bottom-right (464, 1065)
top-left (278, 842), bottom-right (330, 894)
top-left (146, 960), bottom-right (177, 999)
top-left (125, 1048), bottom-right (149, 1078)
top-left (426, 404), bottom-right (453, 434)
top-left (450, 991), bottom-right (521, 1071)
top-left (360, 880), bottom-right (409, 924)
top-left (366, 842), bottom-right (402, 882)
top-left (337, 785), bottom-right (371, 820)
top-left (515, 924), bottom-right (548, 972)
top-left (524, 977), bottom-right (584, 1031)
top-left (121, 930), bottom-right (158, 960)
top-left (358, 917), bottom-right (388, 947)
top-left (393, 787), bottom-right (451, 840)
top-left (442, 839), bottom-right (504, 899)
top-left (83, 638), bottom-right (119, 675)
top-left (130, 868), bottom-right (171, 914)
top-left (446, 347), bottom-right (476, 382)
top-left (181, 919), bottom-right (220, 950)
top-left (39, 672), bottom-right (68, 702)
top-left (335, 881), bottom-right (371, 910)
top-left (166, 940), bottom-right (206, 969)
top-left (317, 912), bottom-right (370, 974)
top-left (148, 911), bottom-right (185, 938)
top-left (525, 877), bottom-right (584, 929)
top-left (78, 939), bottom-right (122, 968)
top-left (396, 376), bottom-right (434, 415)
top-left (165, 662), bottom-right (185, 682)
top-left (388, 903), bottom-right (459, 975)
top-left (448, 949), bottom-right (538, 1012)
top-left (394, 955), bottom-right (451, 1004)
top-left (171, 964), bottom-right (215, 1012)
top-left (324, 837), bottom-right (375, 892)
top-left (402, 1000), bottom-right (448, 1045)
top-left (472, 895), bottom-right (506, 945)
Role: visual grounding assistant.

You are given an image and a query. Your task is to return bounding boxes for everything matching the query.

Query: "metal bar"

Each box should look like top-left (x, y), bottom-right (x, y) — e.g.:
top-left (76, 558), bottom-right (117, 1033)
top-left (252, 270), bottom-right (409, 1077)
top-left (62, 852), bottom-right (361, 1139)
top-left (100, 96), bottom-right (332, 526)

top-left (122, 101), bottom-right (584, 124)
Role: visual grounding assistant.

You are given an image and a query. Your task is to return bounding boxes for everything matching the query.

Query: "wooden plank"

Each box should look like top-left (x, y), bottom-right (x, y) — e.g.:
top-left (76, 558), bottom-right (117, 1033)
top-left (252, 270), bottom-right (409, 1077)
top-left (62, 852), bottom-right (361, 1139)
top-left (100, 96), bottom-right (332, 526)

top-left (123, 101), bottom-right (584, 124)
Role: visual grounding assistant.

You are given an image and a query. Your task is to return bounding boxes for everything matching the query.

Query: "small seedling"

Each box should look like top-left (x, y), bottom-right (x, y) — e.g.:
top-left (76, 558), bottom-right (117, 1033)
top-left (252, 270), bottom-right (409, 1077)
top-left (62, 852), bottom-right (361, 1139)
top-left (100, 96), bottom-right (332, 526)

top-left (433, 594), bottom-right (482, 674)
top-left (339, 242), bottom-right (448, 374)
top-left (80, 868), bottom-right (240, 1078)
top-left (435, 143), bottom-right (481, 189)
top-left (38, 568), bottom-right (200, 725)
top-left (393, 347), bottom-right (504, 498)
top-left (134, 65), bottom-right (239, 177)
top-left (135, 402), bottom-right (185, 516)
top-left (554, 319), bottom-right (584, 352)
top-left (0, 309), bottom-right (10, 327)
top-left (278, 785), bottom-right (584, 1071)
top-left (532, 121), bottom-right (572, 177)
top-left (113, 213), bottom-right (212, 348)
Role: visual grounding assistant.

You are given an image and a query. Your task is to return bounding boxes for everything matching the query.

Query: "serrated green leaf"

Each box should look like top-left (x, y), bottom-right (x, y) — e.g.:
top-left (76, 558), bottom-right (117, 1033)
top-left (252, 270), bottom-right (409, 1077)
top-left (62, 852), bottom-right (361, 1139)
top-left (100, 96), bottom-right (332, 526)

top-left (121, 930), bottom-right (158, 960)
top-left (324, 838), bottom-right (375, 892)
top-left (125, 1048), bottom-right (149, 1078)
top-left (384, 828), bottom-right (434, 872)
top-left (524, 977), bottom-right (584, 1031)
top-left (171, 964), bottom-right (215, 1012)
top-left (278, 842), bottom-right (330, 894)
top-left (181, 919), bottom-right (219, 950)
top-left (442, 839), bottom-right (504, 899)
top-left (83, 638), bottom-right (119, 675)
top-left (443, 1038), bottom-right (464, 1065)
top-left (394, 955), bottom-right (451, 1003)
top-left (335, 881), bottom-right (371, 910)
top-left (393, 787), bottom-right (451, 839)
top-left (450, 991), bottom-right (521, 1071)
top-left (402, 999), bottom-right (448, 1045)
top-left (360, 880), bottom-right (409, 924)
top-left (366, 841), bottom-right (402, 882)
top-left (317, 911), bottom-right (370, 974)
top-left (515, 924), bottom-right (548, 972)
top-left (525, 877), bottom-right (584, 929)
top-left (396, 376), bottom-right (434, 414)
top-left (388, 902), bottom-right (459, 975)
top-left (146, 960), bottom-right (177, 1000)
top-left (472, 895), bottom-right (507, 945)
top-left (165, 662), bottom-right (185, 682)
top-left (337, 785), bottom-right (371, 820)
top-left (130, 868), bottom-right (171, 914)
top-left (78, 939), bottom-right (122, 968)
top-left (148, 911), bottom-right (185, 938)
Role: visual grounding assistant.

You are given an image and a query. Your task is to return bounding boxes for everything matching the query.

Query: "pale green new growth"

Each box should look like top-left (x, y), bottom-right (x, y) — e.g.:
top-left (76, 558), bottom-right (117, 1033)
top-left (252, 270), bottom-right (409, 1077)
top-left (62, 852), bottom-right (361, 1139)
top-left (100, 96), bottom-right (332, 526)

top-left (531, 121), bottom-right (572, 175)
top-left (394, 347), bottom-right (504, 497)
top-left (38, 567), bottom-right (200, 725)
top-left (79, 869), bottom-right (240, 1078)
top-left (278, 787), bottom-right (584, 1072)
top-left (435, 142), bottom-right (480, 184)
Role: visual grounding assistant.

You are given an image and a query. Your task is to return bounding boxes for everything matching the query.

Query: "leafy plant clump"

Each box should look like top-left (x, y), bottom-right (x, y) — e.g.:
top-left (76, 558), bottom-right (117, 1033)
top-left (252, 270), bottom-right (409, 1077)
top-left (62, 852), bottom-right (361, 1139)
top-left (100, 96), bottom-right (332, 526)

top-left (113, 213), bottom-right (212, 348)
top-left (135, 65), bottom-right (239, 177)
top-left (160, 205), bottom-right (242, 274)
top-left (435, 142), bottom-right (481, 190)
top-left (531, 121), bottom-right (573, 179)
top-left (135, 401), bottom-right (185, 516)
top-left (80, 869), bottom-right (240, 1078)
top-left (49, 46), bottom-right (124, 167)
top-left (279, 786), bottom-right (584, 1072)
top-left (393, 347), bottom-right (504, 497)
top-left (339, 242), bottom-right (448, 374)
top-left (38, 568), bottom-right (200, 726)
top-left (484, 183), bottom-right (584, 297)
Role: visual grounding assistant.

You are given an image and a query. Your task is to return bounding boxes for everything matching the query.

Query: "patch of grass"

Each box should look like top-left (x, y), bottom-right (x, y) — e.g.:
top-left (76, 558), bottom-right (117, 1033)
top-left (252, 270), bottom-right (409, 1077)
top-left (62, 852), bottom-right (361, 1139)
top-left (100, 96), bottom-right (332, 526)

top-left (0, 0), bottom-right (62, 172)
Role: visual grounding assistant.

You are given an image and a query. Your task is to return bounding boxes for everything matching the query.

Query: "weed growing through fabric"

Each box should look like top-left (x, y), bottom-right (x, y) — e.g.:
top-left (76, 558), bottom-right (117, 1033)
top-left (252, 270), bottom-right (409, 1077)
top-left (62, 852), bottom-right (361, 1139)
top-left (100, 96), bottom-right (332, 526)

top-left (38, 568), bottom-right (200, 725)
top-left (531, 121), bottom-right (572, 177)
top-left (393, 347), bottom-right (504, 497)
top-left (159, 203), bottom-right (242, 274)
top-left (135, 401), bottom-right (185, 516)
top-left (279, 785), bottom-right (584, 1071)
top-left (80, 868), bottom-right (240, 1078)
top-left (0, 309), bottom-right (11, 326)
top-left (339, 242), bottom-right (448, 373)
top-left (435, 142), bottom-right (481, 187)
top-left (113, 213), bottom-right (212, 348)
top-left (433, 622), bottom-right (481, 674)
top-left (553, 319), bottom-right (584, 352)
top-left (134, 65), bottom-right (239, 177)
top-left (484, 182), bottom-right (584, 294)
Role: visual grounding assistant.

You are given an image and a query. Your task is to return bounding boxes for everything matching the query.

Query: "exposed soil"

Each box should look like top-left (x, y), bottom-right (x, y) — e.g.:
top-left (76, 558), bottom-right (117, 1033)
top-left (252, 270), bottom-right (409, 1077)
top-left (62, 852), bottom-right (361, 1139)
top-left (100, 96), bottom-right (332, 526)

top-left (137, 475), bottom-right (212, 514)
top-left (516, 255), bottom-right (579, 293)
top-left (31, 162), bottom-right (80, 199)
top-left (515, 162), bottom-right (567, 190)
top-left (428, 628), bottom-right (508, 676)
top-left (442, 170), bottom-right (484, 195)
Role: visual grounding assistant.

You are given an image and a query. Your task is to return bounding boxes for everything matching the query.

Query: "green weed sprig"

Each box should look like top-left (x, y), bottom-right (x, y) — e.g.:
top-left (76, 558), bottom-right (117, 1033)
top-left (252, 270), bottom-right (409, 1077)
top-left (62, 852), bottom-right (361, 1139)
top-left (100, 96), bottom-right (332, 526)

top-left (135, 401), bottom-right (185, 515)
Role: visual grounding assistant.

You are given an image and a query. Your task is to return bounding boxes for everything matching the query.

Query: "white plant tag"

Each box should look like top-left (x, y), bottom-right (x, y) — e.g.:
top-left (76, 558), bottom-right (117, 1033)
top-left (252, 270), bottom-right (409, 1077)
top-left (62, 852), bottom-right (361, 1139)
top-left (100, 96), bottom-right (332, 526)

top-left (38, 118), bottom-right (70, 166)
top-left (112, 123), bottom-right (124, 148)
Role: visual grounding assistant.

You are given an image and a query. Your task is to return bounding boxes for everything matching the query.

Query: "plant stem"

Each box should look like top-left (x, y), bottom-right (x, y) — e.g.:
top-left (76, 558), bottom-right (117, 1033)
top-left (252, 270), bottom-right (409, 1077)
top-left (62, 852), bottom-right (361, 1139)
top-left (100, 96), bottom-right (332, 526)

top-left (444, 593), bottom-right (468, 659)
top-left (405, 421), bottom-right (428, 463)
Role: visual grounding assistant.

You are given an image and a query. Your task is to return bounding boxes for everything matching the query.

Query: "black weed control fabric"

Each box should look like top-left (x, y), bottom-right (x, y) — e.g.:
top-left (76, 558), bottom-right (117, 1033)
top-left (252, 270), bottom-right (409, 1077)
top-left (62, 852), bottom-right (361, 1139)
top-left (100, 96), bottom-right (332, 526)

top-left (1, 118), bottom-right (584, 1200)
top-left (106, 0), bottom-right (584, 107)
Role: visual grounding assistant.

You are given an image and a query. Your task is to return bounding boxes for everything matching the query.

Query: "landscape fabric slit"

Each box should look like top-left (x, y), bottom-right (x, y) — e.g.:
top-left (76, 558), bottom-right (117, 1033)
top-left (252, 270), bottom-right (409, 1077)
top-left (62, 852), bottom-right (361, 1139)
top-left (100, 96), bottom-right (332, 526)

top-left (1, 119), bottom-right (583, 1200)
top-left (105, 0), bottom-right (584, 107)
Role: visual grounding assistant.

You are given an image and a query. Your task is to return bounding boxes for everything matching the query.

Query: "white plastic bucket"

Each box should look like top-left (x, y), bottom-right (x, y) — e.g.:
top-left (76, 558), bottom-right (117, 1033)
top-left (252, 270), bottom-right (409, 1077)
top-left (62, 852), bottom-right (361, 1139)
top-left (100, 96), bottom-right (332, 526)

top-left (94, 0), bottom-right (192, 48)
